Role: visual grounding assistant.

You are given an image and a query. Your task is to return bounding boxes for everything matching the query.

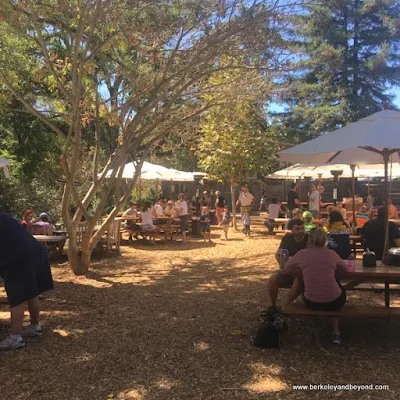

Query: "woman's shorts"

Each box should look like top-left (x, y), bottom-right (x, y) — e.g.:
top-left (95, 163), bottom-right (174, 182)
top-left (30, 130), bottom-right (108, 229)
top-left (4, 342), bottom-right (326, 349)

top-left (179, 215), bottom-right (188, 232)
top-left (303, 283), bottom-right (346, 312)
top-left (201, 223), bottom-right (211, 233)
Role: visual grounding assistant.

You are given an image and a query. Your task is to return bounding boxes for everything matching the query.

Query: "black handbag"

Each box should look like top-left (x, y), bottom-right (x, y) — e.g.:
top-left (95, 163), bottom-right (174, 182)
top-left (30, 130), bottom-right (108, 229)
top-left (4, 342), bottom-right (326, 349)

top-left (254, 309), bottom-right (288, 349)
top-left (362, 250), bottom-right (376, 268)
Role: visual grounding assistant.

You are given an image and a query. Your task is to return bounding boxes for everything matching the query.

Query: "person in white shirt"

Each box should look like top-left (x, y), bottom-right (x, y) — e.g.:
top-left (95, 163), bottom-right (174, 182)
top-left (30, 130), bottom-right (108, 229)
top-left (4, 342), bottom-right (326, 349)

top-left (164, 200), bottom-right (177, 218)
top-left (264, 198), bottom-right (282, 233)
top-left (309, 184), bottom-right (320, 218)
top-left (153, 199), bottom-right (165, 217)
top-left (236, 186), bottom-right (255, 216)
top-left (140, 200), bottom-right (160, 242)
top-left (177, 193), bottom-right (188, 242)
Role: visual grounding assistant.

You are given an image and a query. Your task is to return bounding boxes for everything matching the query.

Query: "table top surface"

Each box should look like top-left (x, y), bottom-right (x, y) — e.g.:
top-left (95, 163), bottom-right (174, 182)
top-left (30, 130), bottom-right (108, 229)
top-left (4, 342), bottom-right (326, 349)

top-left (34, 235), bottom-right (67, 242)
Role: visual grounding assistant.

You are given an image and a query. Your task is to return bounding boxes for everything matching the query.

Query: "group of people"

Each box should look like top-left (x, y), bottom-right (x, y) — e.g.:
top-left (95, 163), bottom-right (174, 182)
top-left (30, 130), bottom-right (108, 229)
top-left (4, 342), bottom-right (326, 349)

top-left (21, 209), bottom-right (54, 235)
top-left (267, 201), bottom-right (400, 345)
top-left (122, 193), bottom-right (189, 242)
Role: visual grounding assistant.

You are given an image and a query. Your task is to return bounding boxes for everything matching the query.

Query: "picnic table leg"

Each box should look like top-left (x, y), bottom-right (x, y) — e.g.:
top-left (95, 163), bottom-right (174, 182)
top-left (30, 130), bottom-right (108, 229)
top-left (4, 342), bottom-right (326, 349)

top-left (385, 280), bottom-right (390, 307)
top-left (312, 316), bottom-right (321, 346)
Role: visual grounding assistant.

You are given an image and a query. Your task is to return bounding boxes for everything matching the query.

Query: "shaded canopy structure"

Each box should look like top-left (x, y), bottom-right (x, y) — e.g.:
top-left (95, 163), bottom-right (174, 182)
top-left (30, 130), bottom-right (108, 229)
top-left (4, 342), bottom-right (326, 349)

top-left (106, 161), bottom-right (206, 182)
top-left (279, 109), bottom-right (400, 265)
top-left (267, 163), bottom-right (400, 179)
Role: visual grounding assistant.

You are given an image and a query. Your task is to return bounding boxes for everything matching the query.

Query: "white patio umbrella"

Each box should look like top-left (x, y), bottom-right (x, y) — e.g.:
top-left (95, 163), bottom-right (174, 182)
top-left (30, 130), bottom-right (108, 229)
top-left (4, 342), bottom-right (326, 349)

top-left (279, 109), bottom-right (400, 261)
top-left (266, 163), bottom-right (399, 179)
top-left (106, 161), bottom-right (203, 182)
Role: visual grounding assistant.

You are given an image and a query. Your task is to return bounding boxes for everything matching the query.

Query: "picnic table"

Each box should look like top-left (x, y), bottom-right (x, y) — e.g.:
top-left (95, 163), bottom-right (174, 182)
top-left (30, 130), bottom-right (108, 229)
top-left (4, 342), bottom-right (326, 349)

top-left (389, 219), bottom-right (400, 226)
top-left (33, 235), bottom-right (67, 257)
top-left (342, 260), bottom-right (400, 307)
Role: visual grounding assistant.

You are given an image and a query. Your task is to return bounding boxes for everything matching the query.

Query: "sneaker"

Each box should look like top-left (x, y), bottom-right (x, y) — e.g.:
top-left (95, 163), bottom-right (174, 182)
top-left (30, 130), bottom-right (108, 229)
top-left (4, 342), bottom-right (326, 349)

top-left (331, 333), bottom-right (342, 345)
top-left (22, 325), bottom-right (42, 338)
top-left (0, 336), bottom-right (25, 351)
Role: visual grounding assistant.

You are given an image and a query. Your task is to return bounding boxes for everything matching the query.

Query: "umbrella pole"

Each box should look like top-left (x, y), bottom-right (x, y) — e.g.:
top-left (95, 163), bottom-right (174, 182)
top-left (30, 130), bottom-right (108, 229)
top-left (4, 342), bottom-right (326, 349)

top-left (298, 176), bottom-right (301, 203)
top-left (318, 173), bottom-right (322, 189)
top-left (367, 177), bottom-right (370, 198)
top-left (383, 149), bottom-right (390, 264)
top-left (351, 165), bottom-right (356, 230)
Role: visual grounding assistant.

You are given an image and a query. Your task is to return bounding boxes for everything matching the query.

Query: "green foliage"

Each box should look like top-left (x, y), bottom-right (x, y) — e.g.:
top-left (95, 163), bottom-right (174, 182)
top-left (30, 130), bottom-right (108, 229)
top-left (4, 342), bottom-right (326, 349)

top-left (197, 65), bottom-right (278, 186)
top-left (276, 0), bottom-right (400, 141)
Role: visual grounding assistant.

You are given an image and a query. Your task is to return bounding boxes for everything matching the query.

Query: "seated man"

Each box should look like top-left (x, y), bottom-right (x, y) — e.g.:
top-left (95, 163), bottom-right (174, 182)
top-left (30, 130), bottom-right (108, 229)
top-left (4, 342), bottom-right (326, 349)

top-left (122, 202), bottom-right (141, 239)
top-left (153, 199), bottom-right (166, 218)
top-left (30, 213), bottom-right (53, 235)
top-left (362, 207), bottom-right (400, 260)
top-left (264, 198), bottom-right (281, 233)
top-left (164, 200), bottom-right (178, 218)
top-left (267, 219), bottom-right (308, 309)
top-left (388, 199), bottom-right (399, 219)
top-left (283, 208), bottom-right (302, 234)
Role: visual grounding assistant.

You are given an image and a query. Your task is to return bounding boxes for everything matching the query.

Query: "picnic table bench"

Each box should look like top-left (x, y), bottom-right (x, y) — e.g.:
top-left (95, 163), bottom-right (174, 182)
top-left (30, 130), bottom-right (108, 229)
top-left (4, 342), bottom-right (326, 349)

top-left (281, 261), bottom-right (400, 345)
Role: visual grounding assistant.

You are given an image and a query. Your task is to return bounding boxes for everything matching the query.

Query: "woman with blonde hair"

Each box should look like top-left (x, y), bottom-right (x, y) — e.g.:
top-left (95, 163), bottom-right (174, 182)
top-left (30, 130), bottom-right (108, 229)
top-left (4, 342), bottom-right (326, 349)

top-left (284, 227), bottom-right (349, 344)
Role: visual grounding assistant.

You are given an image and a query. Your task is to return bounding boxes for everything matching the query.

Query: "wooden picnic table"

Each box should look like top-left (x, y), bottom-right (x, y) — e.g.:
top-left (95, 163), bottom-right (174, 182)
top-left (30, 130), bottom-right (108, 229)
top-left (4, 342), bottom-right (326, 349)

top-left (389, 219), bottom-right (400, 226)
top-left (343, 260), bottom-right (400, 307)
top-left (33, 235), bottom-right (68, 243)
top-left (33, 235), bottom-right (67, 257)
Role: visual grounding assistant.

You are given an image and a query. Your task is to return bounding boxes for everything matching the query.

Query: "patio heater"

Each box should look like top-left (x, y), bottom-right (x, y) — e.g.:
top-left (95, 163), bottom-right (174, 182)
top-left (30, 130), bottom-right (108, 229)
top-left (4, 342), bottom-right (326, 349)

top-left (330, 170), bottom-right (343, 206)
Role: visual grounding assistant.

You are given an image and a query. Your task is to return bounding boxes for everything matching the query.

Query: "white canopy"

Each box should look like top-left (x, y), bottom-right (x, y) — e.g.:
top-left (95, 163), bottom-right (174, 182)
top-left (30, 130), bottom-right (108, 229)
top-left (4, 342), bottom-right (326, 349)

top-left (267, 163), bottom-right (400, 180)
top-left (106, 161), bottom-right (203, 182)
top-left (279, 110), bottom-right (400, 165)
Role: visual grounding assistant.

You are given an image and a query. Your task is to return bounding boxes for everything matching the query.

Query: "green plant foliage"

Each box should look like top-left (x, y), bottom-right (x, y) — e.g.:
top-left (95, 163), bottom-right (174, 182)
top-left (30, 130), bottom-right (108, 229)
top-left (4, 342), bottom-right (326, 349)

top-left (276, 0), bottom-right (400, 141)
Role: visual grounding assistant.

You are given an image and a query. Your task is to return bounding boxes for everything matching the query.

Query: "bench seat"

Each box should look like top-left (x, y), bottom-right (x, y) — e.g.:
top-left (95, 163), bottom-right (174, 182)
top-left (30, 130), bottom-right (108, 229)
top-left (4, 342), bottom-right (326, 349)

top-left (281, 304), bottom-right (400, 345)
top-left (282, 303), bottom-right (400, 317)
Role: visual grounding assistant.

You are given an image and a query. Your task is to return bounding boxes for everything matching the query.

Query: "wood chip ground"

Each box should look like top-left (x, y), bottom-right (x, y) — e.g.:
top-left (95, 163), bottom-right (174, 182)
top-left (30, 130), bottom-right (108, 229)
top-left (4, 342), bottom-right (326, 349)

top-left (1, 216), bottom-right (399, 399)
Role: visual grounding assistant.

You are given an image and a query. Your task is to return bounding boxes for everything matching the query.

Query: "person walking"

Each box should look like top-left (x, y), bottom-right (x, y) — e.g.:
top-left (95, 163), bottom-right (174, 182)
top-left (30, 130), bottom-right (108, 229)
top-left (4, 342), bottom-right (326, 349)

top-left (259, 190), bottom-right (267, 211)
top-left (215, 190), bottom-right (225, 225)
top-left (242, 211), bottom-right (251, 236)
top-left (221, 206), bottom-right (231, 240)
top-left (0, 213), bottom-right (54, 351)
top-left (236, 186), bottom-right (254, 216)
top-left (177, 193), bottom-right (189, 242)
top-left (309, 183), bottom-right (320, 218)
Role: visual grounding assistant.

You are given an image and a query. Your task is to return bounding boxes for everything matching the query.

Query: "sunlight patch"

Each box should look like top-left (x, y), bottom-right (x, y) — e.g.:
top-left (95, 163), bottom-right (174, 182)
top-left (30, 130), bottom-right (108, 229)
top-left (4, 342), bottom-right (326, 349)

top-left (244, 377), bottom-right (287, 393)
top-left (53, 328), bottom-right (69, 337)
top-left (155, 378), bottom-right (177, 390)
top-left (194, 341), bottom-right (210, 351)
top-left (113, 387), bottom-right (147, 399)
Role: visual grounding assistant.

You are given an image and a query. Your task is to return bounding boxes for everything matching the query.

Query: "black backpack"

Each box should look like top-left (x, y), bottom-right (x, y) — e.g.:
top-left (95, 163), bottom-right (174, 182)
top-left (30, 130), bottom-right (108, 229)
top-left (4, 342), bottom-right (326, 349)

top-left (254, 309), bottom-right (288, 349)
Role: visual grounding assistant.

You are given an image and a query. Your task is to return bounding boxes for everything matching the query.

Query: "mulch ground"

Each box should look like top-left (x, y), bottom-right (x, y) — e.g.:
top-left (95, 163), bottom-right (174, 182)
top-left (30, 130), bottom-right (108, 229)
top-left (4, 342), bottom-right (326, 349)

top-left (1, 215), bottom-right (400, 399)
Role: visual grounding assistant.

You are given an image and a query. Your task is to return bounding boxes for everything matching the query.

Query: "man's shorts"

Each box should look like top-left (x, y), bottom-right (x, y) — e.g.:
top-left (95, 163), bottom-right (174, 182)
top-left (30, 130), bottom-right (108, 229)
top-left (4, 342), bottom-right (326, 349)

top-left (240, 205), bottom-right (252, 216)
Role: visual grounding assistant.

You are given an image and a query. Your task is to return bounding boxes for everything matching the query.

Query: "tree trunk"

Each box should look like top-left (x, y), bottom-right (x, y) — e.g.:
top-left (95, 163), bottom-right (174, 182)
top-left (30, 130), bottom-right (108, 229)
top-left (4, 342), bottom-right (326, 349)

top-left (66, 239), bottom-right (92, 276)
top-left (230, 182), bottom-right (238, 231)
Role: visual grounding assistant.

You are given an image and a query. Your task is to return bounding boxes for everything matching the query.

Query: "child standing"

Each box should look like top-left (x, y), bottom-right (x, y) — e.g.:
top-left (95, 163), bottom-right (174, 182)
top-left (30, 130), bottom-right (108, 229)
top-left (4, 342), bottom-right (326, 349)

top-left (221, 206), bottom-right (231, 240)
top-left (200, 207), bottom-right (212, 243)
top-left (242, 211), bottom-right (251, 236)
